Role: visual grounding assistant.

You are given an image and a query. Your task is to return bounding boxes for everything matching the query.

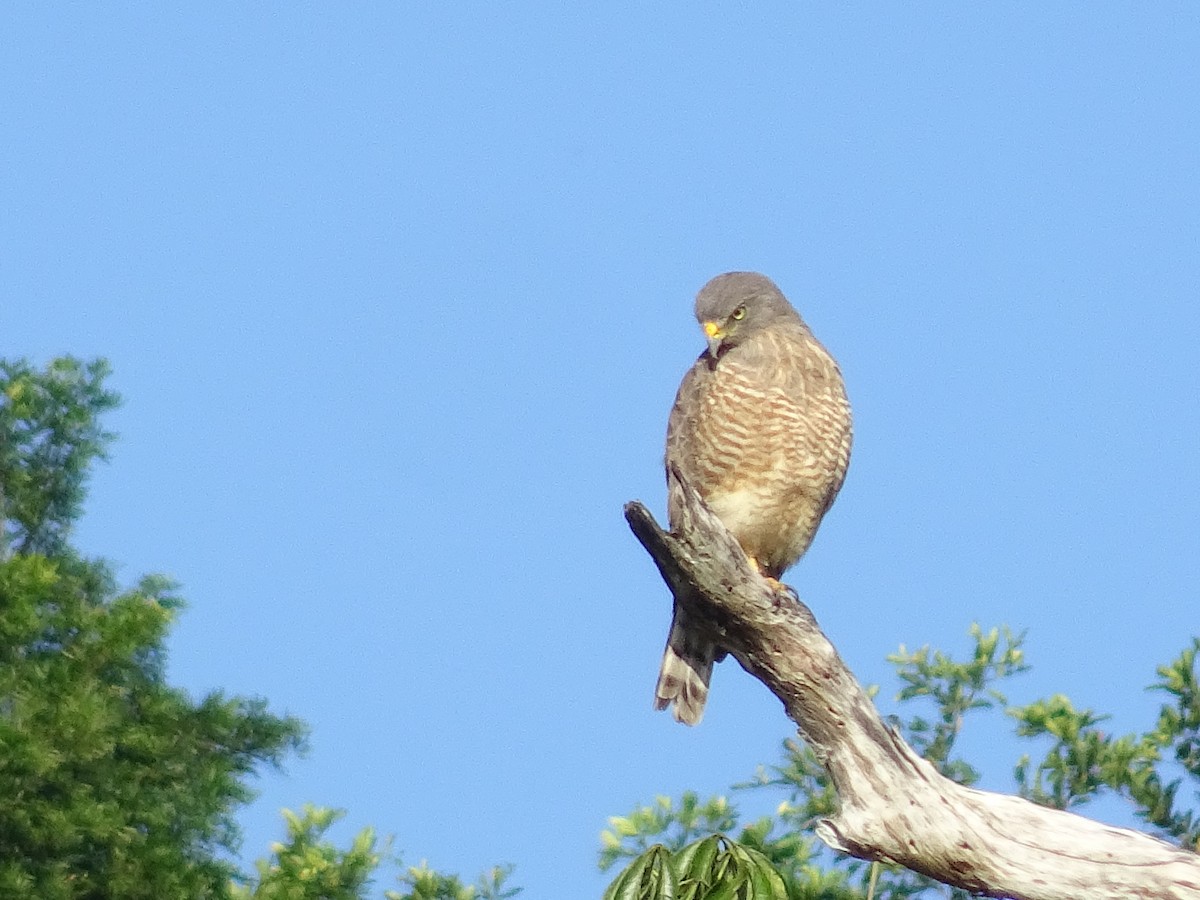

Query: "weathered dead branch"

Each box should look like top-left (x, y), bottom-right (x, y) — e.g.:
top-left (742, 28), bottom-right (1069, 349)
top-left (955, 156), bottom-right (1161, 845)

top-left (625, 469), bottom-right (1200, 900)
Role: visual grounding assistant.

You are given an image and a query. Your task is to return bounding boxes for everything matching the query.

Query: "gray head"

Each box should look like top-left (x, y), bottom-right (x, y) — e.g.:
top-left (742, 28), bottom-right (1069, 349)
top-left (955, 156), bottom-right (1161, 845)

top-left (694, 272), bottom-right (803, 358)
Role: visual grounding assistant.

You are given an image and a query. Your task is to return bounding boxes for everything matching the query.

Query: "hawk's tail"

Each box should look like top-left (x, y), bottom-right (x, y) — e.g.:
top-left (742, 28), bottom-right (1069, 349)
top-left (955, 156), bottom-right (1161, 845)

top-left (654, 604), bottom-right (715, 726)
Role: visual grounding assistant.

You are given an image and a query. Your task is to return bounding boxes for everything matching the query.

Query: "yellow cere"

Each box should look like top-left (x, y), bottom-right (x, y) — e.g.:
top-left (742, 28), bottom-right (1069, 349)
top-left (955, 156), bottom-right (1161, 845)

top-left (703, 321), bottom-right (721, 338)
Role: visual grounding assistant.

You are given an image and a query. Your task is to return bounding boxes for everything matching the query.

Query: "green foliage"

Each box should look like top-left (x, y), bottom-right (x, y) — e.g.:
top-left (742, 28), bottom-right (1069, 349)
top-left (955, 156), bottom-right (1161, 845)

top-left (1151, 640), bottom-right (1200, 848)
top-left (600, 789), bottom-right (862, 898)
top-left (602, 835), bottom-right (788, 900)
top-left (889, 623), bottom-right (1029, 784)
top-left (0, 356), bottom-right (307, 899)
top-left (601, 793), bottom-right (740, 868)
top-left (0, 356), bottom-right (521, 899)
top-left (231, 805), bottom-right (522, 900)
top-left (1011, 637), bottom-right (1200, 846)
top-left (602, 624), bottom-right (1200, 898)
top-left (233, 806), bottom-right (381, 900)
top-left (0, 356), bottom-right (119, 557)
top-left (1010, 693), bottom-right (1116, 809)
top-left (388, 862), bottom-right (520, 900)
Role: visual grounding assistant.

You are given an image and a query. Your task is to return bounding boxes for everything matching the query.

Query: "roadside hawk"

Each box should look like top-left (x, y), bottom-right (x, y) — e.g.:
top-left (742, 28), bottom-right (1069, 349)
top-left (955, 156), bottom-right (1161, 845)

top-left (654, 272), bottom-right (852, 725)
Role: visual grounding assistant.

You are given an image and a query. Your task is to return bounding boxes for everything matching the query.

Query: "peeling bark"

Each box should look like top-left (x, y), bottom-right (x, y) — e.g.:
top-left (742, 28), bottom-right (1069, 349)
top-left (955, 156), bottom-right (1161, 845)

top-left (625, 470), bottom-right (1200, 900)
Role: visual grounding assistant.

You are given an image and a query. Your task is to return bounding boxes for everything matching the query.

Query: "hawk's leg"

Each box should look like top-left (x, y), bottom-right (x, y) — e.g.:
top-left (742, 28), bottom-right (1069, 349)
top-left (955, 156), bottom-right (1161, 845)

top-left (748, 556), bottom-right (801, 608)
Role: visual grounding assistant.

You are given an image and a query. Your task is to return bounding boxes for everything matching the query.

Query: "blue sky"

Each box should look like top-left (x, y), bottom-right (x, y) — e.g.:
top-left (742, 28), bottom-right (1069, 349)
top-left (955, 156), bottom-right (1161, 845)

top-left (3, 4), bottom-right (1199, 896)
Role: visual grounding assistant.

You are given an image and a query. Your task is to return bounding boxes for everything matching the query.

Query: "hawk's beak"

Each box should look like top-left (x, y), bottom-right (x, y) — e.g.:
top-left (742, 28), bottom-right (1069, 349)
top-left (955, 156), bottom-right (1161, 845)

top-left (703, 320), bottom-right (723, 357)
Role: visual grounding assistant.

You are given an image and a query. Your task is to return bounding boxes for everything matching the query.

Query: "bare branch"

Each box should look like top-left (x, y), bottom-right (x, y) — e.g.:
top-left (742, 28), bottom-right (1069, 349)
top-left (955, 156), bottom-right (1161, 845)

top-left (625, 471), bottom-right (1200, 900)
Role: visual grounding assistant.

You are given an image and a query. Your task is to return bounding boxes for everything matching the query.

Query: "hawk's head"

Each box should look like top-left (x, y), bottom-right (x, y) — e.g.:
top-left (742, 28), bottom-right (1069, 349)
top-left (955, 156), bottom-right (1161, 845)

top-left (694, 271), bottom-right (802, 359)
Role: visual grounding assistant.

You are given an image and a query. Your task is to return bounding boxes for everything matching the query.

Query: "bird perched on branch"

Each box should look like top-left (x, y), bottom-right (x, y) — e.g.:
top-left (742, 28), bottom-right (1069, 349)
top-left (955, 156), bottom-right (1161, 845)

top-left (654, 272), bottom-right (852, 725)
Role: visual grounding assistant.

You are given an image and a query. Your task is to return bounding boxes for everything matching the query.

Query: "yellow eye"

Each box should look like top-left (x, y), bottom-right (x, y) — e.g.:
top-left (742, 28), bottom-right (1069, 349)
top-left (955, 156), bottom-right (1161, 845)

top-left (731, 305), bottom-right (746, 321)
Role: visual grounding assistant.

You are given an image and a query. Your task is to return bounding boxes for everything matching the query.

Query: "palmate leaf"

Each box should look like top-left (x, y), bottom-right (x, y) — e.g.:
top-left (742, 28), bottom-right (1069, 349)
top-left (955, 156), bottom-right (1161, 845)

top-left (603, 845), bottom-right (676, 900)
top-left (605, 836), bottom-right (786, 900)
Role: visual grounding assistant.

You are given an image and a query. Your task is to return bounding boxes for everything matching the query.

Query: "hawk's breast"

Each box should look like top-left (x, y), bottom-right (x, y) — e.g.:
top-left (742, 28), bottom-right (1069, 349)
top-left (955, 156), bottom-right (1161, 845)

top-left (666, 324), bottom-right (851, 578)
